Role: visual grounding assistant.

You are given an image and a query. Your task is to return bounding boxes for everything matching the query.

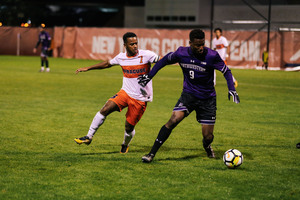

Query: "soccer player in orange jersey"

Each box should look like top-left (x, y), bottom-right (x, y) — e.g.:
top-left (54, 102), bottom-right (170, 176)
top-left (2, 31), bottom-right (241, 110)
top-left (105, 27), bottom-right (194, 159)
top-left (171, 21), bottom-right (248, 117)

top-left (74, 32), bottom-right (159, 153)
top-left (212, 28), bottom-right (238, 87)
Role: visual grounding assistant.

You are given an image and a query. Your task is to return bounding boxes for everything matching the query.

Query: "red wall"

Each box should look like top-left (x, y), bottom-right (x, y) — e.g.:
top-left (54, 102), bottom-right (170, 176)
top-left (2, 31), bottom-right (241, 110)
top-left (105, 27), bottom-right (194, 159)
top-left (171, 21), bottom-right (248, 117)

top-left (1, 26), bottom-right (300, 69)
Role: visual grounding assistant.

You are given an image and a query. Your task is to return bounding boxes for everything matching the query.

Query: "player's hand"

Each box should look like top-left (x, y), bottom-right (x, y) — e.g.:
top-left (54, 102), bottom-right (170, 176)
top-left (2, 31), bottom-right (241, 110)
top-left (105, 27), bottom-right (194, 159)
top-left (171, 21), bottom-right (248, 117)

top-left (75, 68), bottom-right (89, 74)
top-left (228, 90), bottom-right (240, 104)
top-left (138, 74), bottom-right (151, 87)
top-left (33, 48), bottom-right (37, 53)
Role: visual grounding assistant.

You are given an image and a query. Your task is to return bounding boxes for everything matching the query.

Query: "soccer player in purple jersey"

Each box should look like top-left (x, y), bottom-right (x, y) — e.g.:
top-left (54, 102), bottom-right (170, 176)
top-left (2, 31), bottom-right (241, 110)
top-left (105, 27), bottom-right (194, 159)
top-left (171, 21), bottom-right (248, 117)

top-left (138, 29), bottom-right (240, 163)
top-left (33, 25), bottom-right (51, 72)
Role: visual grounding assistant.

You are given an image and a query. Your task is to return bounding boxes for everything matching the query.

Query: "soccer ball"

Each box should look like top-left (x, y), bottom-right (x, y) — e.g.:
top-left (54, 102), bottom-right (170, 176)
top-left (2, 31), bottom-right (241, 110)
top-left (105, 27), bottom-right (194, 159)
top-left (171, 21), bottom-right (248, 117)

top-left (223, 149), bottom-right (243, 169)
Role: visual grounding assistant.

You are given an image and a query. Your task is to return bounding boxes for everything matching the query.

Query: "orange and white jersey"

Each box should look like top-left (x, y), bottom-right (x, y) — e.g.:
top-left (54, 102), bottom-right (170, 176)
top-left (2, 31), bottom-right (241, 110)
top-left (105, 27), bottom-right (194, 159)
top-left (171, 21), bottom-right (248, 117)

top-left (212, 36), bottom-right (228, 61)
top-left (109, 50), bottom-right (159, 102)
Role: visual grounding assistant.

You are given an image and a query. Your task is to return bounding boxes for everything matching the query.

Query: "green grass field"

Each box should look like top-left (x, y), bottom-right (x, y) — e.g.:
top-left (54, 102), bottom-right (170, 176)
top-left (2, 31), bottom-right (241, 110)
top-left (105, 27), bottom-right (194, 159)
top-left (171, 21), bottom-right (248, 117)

top-left (0, 55), bottom-right (299, 199)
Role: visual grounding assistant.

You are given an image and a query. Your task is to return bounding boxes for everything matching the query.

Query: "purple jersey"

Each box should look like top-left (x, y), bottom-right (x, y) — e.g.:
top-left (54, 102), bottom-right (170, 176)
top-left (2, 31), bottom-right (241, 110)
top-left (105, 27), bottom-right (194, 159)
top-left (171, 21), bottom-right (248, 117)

top-left (149, 46), bottom-right (235, 99)
top-left (35, 31), bottom-right (51, 50)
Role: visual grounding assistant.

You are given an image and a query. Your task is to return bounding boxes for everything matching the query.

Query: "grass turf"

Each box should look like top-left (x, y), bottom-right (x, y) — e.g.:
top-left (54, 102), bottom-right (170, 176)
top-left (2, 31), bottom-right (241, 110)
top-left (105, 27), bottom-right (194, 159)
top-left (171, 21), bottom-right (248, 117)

top-left (0, 55), bottom-right (299, 199)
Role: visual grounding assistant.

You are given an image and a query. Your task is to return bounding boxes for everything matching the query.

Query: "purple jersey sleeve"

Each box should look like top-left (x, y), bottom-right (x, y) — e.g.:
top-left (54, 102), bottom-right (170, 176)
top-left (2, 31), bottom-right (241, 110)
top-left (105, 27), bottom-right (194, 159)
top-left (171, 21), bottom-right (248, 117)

top-left (148, 52), bottom-right (178, 79)
top-left (213, 53), bottom-right (235, 91)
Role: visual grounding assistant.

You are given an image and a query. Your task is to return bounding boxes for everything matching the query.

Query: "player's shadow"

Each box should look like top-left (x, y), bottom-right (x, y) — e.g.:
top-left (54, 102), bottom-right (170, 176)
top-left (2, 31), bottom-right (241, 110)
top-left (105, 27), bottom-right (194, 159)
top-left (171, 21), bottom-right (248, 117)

top-left (138, 145), bottom-right (224, 161)
top-left (157, 152), bottom-right (223, 162)
top-left (77, 144), bottom-right (224, 160)
top-left (80, 151), bottom-right (120, 156)
top-left (78, 144), bottom-right (151, 156)
top-left (157, 154), bottom-right (201, 161)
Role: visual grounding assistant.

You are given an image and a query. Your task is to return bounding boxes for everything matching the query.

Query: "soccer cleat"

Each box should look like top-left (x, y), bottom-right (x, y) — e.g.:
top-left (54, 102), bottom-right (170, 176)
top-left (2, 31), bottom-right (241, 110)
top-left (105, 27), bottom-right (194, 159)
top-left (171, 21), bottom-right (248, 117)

top-left (74, 136), bottom-right (92, 145)
top-left (205, 145), bottom-right (215, 158)
top-left (142, 153), bottom-right (155, 163)
top-left (120, 144), bottom-right (129, 154)
top-left (234, 80), bottom-right (238, 88)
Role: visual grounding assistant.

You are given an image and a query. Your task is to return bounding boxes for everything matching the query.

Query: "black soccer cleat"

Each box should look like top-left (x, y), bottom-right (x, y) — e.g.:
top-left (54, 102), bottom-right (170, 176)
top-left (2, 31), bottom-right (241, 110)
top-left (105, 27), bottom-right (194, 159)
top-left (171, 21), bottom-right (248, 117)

top-left (205, 145), bottom-right (215, 158)
top-left (74, 136), bottom-right (92, 145)
top-left (142, 153), bottom-right (155, 163)
top-left (120, 144), bottom-right (129, 154)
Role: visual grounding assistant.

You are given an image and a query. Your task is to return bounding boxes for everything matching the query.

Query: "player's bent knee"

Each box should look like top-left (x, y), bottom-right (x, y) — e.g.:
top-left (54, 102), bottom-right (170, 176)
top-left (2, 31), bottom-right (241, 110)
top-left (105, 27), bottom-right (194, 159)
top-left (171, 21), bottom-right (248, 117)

top-left (125, 121), bottom-right (134, 133)
top-left (204, 133), bottom-right (214, 141)
top-left (100, 101), bottom-right (119, 116)
top-left (100, 107), bottom-right (109, 116)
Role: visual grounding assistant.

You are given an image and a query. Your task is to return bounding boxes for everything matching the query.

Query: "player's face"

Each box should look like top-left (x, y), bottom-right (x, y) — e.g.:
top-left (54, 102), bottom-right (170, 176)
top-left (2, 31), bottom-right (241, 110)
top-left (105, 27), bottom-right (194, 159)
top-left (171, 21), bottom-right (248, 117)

top-left (190, 38), bottom-right (205, 56)
top-left (124, 37), bottom-right (138, 56)
top-left (215, 30), bottom-right (221, 38)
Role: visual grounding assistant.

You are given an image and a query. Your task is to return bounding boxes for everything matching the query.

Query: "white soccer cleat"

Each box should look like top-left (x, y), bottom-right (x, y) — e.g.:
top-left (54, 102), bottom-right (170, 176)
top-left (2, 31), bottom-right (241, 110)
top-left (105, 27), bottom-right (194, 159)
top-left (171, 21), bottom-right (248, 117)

top-left (142, 153), bottom-right (155, 163)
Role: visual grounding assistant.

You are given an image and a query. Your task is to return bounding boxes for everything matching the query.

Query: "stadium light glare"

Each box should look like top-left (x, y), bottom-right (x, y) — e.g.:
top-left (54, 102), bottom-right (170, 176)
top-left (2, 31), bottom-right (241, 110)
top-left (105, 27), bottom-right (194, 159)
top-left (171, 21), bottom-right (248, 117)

top-left (221, 20), bottom-right (268, 24)
top-left (21, 23), bottom-right (30, 27)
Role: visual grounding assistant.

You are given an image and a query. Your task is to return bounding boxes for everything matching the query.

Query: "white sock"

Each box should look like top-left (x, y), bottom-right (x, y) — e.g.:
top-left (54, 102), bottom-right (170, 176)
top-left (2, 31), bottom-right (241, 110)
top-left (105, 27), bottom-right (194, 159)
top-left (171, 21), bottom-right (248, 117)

top-left (213, 70), bottom-right (216, 86)
top-left (46, 68), bottom-right (50, 72)
top-left (87, 112), bottom-right (106, 139)
top-left (41, 67), bottom-right (45, 71)
top-left (122, 129), bottom-right (135, 146)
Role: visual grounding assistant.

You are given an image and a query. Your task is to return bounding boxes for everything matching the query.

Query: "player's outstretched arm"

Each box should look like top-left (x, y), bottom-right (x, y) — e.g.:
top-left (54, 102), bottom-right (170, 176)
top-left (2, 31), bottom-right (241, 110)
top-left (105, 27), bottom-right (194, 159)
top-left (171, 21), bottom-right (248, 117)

top-left (75, 60), bottom-right (112, 74)
top-left (138, 52), bottom-right (176, 87)
top-left (223, 70), bottom-right (240, 104)
top-left (219, 64), bottom-right (240, 104)
top-left (213, 52), bottom-right (240, 104)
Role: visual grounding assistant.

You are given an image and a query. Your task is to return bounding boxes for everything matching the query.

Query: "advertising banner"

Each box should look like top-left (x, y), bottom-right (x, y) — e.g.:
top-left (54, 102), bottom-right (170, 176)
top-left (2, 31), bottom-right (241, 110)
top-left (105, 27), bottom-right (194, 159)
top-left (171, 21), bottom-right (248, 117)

top-left (1, 26), bottom-right (300, 69)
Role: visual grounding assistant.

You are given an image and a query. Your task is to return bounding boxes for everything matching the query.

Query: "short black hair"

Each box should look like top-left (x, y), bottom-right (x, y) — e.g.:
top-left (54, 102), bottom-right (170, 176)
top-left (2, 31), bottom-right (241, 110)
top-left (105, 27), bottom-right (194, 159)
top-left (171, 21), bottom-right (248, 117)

top-left (189, 29), bottom-right (205, 41)
top-left (123, 32), bottom-right (137, 43)
top-left (214, 28), bottom-right (222, 33)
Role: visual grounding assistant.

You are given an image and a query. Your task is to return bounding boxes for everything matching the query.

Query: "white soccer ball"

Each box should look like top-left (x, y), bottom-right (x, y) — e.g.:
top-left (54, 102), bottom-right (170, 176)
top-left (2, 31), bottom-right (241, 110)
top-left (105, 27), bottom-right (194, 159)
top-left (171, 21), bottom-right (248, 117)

top-left (223, 149), bottom-right (243, 169)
